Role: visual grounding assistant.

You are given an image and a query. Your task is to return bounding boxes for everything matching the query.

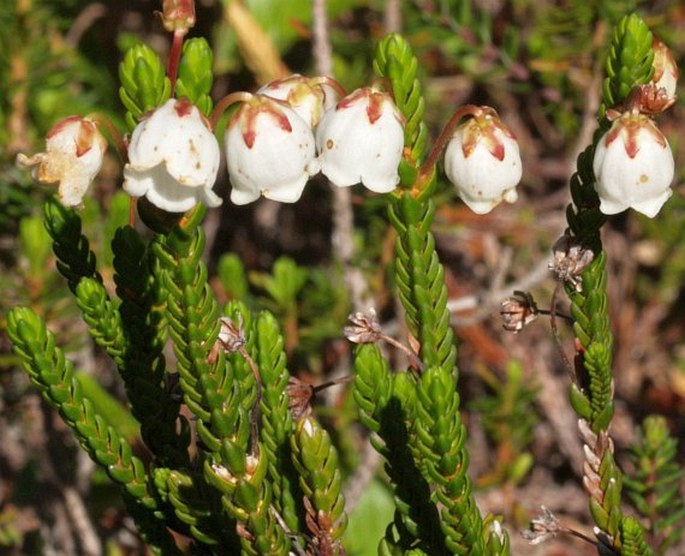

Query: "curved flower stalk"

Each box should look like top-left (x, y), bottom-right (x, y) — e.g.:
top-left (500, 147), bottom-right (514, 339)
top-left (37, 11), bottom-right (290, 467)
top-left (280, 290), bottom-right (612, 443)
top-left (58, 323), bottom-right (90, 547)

top-left (124, 98), bottom-right (222, 213)
top-left (316, 86), bottom-right (405, 193)
top-left (225, 94), bottom-right (319, 204)
top-left (17, 116), bottom-right (107, 207)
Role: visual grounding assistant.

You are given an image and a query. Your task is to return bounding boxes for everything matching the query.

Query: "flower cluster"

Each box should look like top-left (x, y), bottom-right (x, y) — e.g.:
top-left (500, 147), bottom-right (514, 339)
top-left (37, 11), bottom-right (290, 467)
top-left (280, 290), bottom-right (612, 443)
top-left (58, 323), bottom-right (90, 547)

top-left (226, 79), bottom-right (405, 205)
top-left (18, 75), bottom-right (407, 213)
top-left (592, 37), bottom-right (678, 218)
top-left (18, 74), bottom-right (529, 217)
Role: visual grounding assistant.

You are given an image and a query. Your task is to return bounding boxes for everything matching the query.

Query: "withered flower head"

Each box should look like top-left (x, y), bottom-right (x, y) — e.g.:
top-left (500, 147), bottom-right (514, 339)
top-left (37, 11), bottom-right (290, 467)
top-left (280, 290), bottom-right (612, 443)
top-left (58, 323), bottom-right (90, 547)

top-left (344, 309), bottom-right (382, 344)
top-left (286, 377), bottom-right (315, 420)
top-left (550, 234), bottom-right (594, 292)
top-left (522, 506), bottom-right (561, 545)
top-left (500, 291), bottom-right (538, 333)
top-left (217, 315), bottom-right (246, 353)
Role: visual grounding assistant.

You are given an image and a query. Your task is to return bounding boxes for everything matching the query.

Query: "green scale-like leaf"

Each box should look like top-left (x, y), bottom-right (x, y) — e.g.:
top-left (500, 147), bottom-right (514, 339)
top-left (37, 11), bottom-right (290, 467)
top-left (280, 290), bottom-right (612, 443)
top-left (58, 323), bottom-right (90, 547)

top-left (253, 311), bottom-right (304, 533)
top-left (562, 12), bottom-right (657, 551)
top-left (43, 199), bottom-right (101, 292)
top-left (7, 307), bottom-right (179, 554)
top-left (353, 345), bottom-right (447, 553)
top-left (118, 43), bottom-right (171, 130)
top-left (415, 367), bottom-right (485, 555)
top-left (291, 417), bottom-right (348, 547)
top-left (175, 37), bottom-right (214, 116)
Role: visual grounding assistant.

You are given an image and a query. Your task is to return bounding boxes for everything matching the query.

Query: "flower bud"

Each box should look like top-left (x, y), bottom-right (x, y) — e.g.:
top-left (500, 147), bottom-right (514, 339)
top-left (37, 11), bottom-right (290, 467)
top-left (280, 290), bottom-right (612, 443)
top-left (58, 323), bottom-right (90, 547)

top-left (444, 108), bottom-right (522, 214)
top-left (160, 0), bottom-right (195, 34)
top-left (123, 98), bottom-right (221, 213)
top-left (635, 37), bottom-right (679, 114)
top-left (316, 87), bottom-right (404, 193)
top-left (17, 116), bottom-right (107, 207)
top-left (593, 111), bottom-right (674, 218)
top-left (258, 74), bottom-right (338, 129)
top-left (651, 37), bottom-right (678, 101)
top-left (225, 95), bottom-right (319, 205)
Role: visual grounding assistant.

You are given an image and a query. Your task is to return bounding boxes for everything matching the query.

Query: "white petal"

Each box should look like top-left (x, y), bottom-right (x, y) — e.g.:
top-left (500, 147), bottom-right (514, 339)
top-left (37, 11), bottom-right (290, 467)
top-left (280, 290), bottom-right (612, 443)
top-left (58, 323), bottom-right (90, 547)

top-left (58, 176), bottom-right (91, 207)
top-left (230, 187), bottom-right (261, 206)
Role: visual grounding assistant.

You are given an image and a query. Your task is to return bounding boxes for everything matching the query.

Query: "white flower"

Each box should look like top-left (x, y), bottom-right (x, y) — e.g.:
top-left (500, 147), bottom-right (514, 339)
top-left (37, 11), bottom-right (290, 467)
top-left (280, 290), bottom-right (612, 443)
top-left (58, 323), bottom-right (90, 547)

top-left (123, 98), bottom-right (221, 213)
top-left (593, 111), bottom-right (674, 218)
top-left (225, 95), bottom-right (319, 205)
top-left (17, 116), bottom-right (107, 207)
top-left (316, 87), bottom-right (404, 193)
top-left (444, 108), bottom-right (522, 214)
top-left (258, 74), bottom-right (339, 129)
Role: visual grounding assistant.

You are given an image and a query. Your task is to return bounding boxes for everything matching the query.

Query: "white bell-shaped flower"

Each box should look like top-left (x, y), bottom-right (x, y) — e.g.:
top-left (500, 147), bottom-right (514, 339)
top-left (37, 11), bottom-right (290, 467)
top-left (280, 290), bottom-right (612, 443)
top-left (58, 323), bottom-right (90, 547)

top-left (258, 74), bottom-right (339, 129)
top-left (17, 116), bottom-right (107, 207)
top-left (593, 111), bottom-right (674, 218)
top-left (123, 98), bottom-right (221, 213)
top-left (225, 95), bottom-right (319, 205)
top-left (316, 87), bottom-right (404, 193)
top-left (444, 108), bottom-right (522, 214)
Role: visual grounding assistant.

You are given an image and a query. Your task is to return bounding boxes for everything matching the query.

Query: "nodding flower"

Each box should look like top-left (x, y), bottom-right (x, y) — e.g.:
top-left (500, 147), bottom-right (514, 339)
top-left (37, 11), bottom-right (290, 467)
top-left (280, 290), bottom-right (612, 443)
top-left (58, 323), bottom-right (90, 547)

top-left (225, 94), bottom-right (319, 205)
top-left (443, 107), bottom-right (522, 215)
top-left (316, 87), bottom-right (405, 194)
top-left (17, 116), bottom-right (107, 208)
top-left (123, 98), bottom-right (222, 213)
top-left (593, 110), bottom-right (674, 218)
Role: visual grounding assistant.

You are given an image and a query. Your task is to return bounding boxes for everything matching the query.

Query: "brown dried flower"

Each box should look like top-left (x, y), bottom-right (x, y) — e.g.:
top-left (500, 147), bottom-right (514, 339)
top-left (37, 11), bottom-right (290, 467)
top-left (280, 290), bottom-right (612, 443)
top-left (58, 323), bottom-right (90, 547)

top-left (550, 234), bottom-right (594, 292)
top-left (343, 310), bottom-right (382, 344)
top-left (500, 290), bottom-right (539, 332)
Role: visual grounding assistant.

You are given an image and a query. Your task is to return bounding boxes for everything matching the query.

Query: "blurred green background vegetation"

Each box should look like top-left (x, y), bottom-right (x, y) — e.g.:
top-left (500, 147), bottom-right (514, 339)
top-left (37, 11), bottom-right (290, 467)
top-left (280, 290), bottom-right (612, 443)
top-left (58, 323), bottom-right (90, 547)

top-left (0, 0), bottom-right (683, 554)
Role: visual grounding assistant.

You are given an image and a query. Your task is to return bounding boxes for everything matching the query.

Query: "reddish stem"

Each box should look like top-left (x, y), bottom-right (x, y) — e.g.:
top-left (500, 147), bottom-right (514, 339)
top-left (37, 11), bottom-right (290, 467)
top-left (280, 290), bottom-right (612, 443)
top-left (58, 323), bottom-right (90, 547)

top-left (167, 30), bottom-right (185, 96)
top-left (416, 104), bottom-right (483, 187)
top-left (312, 374), bottom-right (354, 394)
top-left (86, 112), bottom-right (127, 163)
top-left (209, 91), bottom-right (254, 129)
